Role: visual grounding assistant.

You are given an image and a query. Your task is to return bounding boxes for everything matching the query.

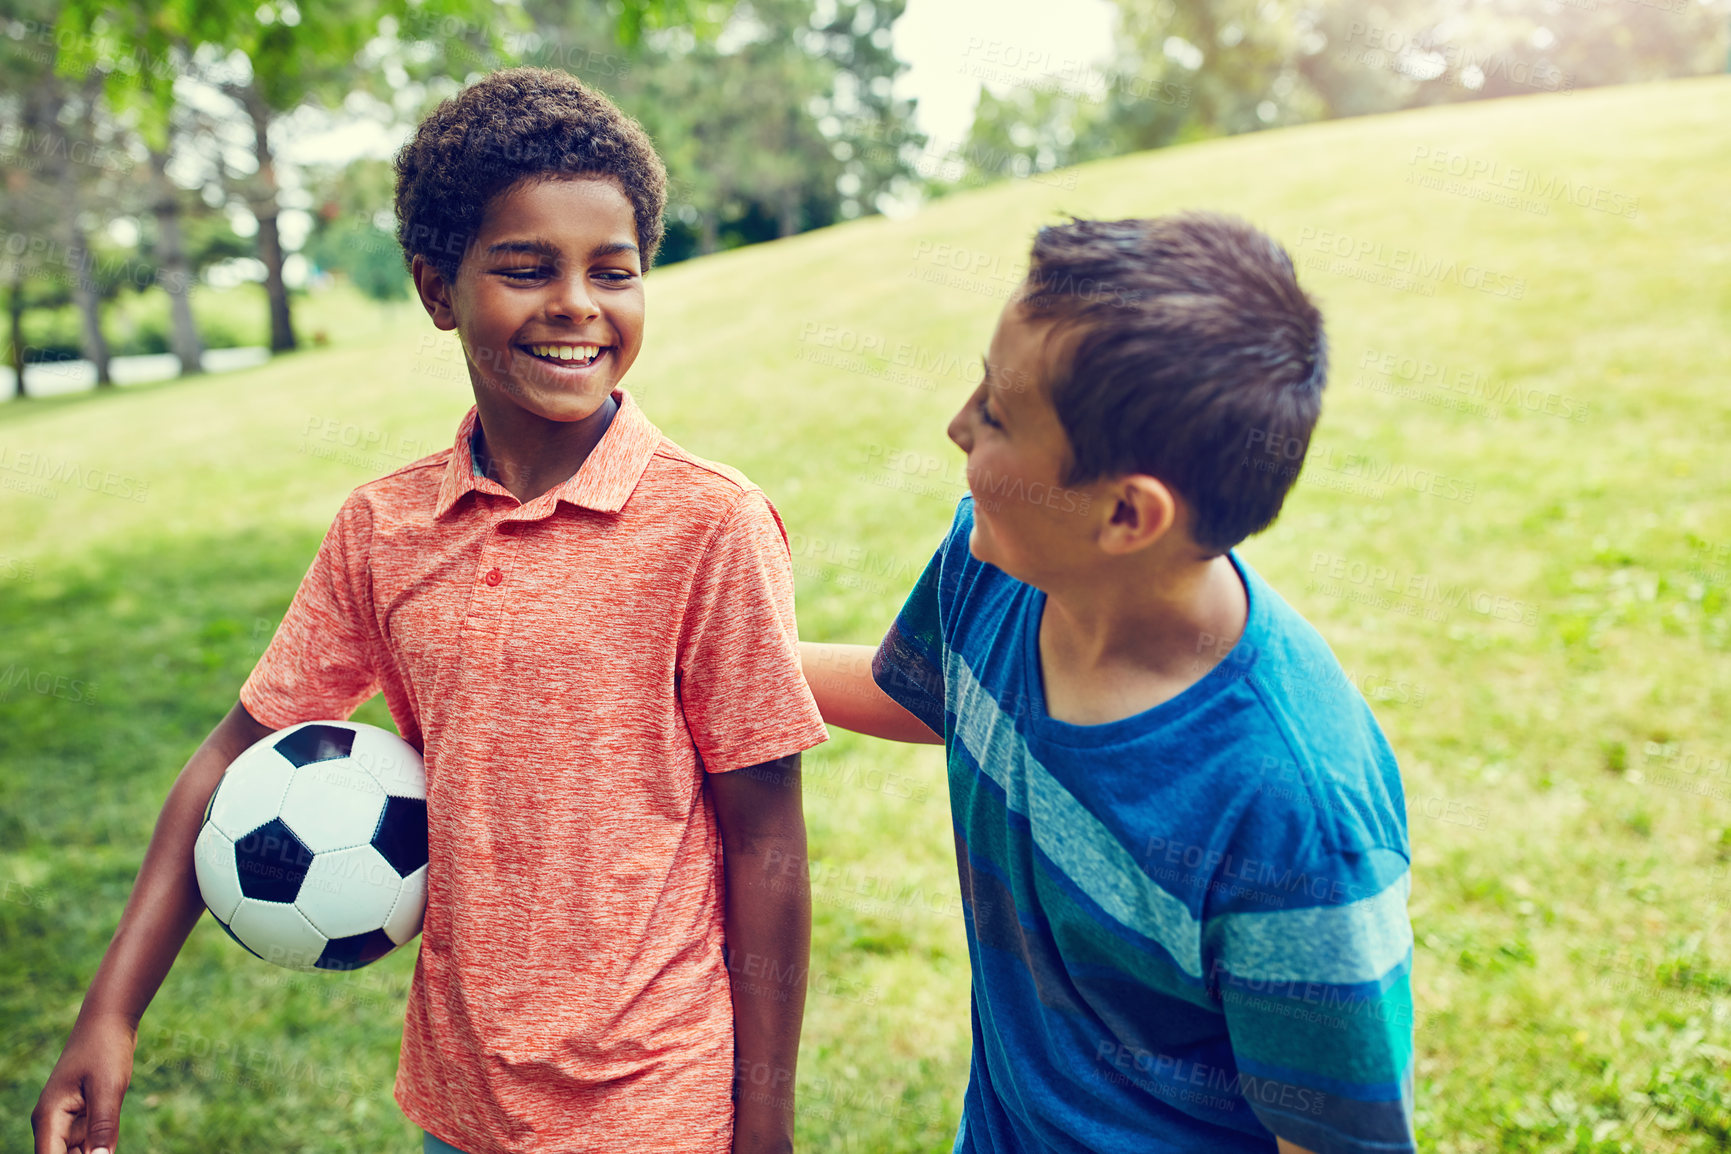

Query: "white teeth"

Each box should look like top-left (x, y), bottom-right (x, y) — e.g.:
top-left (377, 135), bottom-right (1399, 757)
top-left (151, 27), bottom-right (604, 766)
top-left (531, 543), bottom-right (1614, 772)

top-left (527, 344), bottom-right (601, 363)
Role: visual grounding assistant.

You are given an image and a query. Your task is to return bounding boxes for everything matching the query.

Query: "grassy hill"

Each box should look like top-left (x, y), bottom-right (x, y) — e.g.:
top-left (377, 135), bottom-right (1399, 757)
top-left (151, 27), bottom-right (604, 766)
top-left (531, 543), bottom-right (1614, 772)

top-left (3, 75), bottom-right (1729, 1152)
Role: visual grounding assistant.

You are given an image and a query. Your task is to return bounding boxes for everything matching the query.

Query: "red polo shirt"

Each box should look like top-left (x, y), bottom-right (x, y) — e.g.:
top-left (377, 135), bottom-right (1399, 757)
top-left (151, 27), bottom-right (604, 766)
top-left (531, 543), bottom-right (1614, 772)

top-left (240, 388), bottom-right (828, 1153)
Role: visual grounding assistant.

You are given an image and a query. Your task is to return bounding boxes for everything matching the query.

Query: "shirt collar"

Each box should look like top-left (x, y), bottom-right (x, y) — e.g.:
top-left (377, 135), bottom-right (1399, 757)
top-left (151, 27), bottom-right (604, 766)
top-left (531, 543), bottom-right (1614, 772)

top-left (433, 387), bottom-right (660, 519)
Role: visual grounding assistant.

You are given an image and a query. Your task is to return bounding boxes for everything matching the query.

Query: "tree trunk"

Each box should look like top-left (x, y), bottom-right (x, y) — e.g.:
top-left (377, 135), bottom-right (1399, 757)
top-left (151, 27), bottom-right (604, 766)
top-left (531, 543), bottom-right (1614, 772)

top-left (149, 146), bottom-right (203, 375)
top-left (698, 212), bottom-right (720, 256)
top-left (67, 226), bottom-right (112, 386)
top-left (50, 74), bottom-right (112, 386)
top-left (777, 190), bottom-right (800, 239)
top-left (7, 266), bottom-right (25, 400)
top-left (238, 83), bottom-right (296, 353)
top-left (257, 214), bottom-right (294, 352)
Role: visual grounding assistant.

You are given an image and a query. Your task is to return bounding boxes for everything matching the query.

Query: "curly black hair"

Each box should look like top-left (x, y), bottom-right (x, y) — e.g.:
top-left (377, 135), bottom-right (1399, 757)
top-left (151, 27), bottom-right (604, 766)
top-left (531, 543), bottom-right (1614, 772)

top-left (394, 67), bottom-right (667, 283)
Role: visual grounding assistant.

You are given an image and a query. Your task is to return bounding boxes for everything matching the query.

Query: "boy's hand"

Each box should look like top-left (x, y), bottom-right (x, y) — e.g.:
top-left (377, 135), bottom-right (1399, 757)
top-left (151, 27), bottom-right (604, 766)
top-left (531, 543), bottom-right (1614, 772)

top-left (32, 1011), bottom-right (137, 1154)
top-left (798, 643), bottom-right (942, 744)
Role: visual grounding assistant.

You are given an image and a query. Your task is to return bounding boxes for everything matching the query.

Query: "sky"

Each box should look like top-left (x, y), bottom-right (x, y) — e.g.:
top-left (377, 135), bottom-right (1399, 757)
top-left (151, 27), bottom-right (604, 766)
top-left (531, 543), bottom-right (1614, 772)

top-left (891, 0), bottom-right (1119, 147)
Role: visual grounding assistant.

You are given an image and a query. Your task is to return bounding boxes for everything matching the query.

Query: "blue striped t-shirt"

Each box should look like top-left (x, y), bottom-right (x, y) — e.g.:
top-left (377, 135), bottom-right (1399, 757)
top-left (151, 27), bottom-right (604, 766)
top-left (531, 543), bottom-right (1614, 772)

top-left (872, 498), bottom-right (1417, 1154)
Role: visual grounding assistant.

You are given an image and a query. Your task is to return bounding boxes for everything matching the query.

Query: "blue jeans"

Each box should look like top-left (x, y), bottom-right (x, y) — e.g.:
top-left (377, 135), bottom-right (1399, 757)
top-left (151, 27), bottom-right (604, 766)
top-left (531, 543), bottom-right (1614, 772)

top-left (423, 1131), bottom-right (471, 1154)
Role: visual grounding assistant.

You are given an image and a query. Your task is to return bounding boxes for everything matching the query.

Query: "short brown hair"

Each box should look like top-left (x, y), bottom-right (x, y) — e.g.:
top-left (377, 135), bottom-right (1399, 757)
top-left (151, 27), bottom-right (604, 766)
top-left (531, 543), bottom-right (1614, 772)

top-left (1020, 212), bottom-right (1327, 554)
top-left (394, 67), bottom-right (667, 282)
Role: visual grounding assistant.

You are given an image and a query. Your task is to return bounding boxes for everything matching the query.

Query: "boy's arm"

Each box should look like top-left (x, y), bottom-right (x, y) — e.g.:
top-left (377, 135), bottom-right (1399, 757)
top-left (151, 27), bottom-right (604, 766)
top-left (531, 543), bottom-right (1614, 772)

top-left (1278, 1140), bottom-right (1320, 1154)
top-left (32, 701), bottom-right (273, 1154)
top-left (798, 642), bottom-right (942, 744)
top-left (708, 753), bottom-right (810, 1154)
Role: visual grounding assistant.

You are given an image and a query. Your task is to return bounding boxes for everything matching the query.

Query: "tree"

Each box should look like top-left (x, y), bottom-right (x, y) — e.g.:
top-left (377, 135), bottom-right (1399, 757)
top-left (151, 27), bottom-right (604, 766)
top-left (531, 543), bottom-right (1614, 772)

top-left (52, 2), bottom-right (209, 377)
top-left (238, 0), bottom-right (737, 314)
top-left (141, 135), bottom-right (206, 375)
top-left (58, 0), bottom-right (722, 360)
top-left (0, 5), bottom-right (67, 397)
top-left (57, 0), bottom-right (508, 357)
top-left (937, 0), bottom-right (1294, 197)
top-left (518, 0), bottom-right (920, 258)
top-left (0, 9), bottom-right (166, 396)
top-left (1104, 0), bottom-right (1307, 143)
top-left (951, 85), bottom-right (1105, 193)
top-left (42, 71), bottom-right (122, 387)
top-left (1291, 0), bottom-right (1729, 113)
top-left (515, 0), bottom-right (825, 254)
top-left (50, 5), bottom-right (218, 376)
top-left (807, 0), bottom-right (924, 222)
top-left (196, 1), bottom-right (441, 354)
top-left (950, 0), bottom-right (1730, 199)
top-left (0, 1), bottom-right (138, 392)
top-left (680, 0), bottom-right (844, 250)
top-left (303, 157), bottom-right (410, 304)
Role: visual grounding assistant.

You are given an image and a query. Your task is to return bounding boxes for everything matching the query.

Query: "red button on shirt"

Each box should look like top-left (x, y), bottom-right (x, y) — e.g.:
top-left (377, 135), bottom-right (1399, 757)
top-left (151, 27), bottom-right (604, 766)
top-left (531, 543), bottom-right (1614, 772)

top-left (484, 568), bottom-right (502, 586)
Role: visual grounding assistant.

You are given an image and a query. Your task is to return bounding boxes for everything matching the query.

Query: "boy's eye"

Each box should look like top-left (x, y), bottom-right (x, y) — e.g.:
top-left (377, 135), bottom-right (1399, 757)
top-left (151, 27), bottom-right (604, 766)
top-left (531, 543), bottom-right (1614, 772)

top-left (977, 390), bottom-right (1002, 429)
top-left (496, 267), bottom-right (549, 281)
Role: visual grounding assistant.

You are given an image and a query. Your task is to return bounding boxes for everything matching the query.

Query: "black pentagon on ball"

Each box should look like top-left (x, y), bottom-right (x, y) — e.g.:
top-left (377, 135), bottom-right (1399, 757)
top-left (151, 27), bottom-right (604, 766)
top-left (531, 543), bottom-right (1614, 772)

top-left (275, 723), bottom-right (356, 768)
top-left (233, 817), bottom-right (314, 903)
top-left (316, 928), bottom-right (398, 971)
top-left (371, 796), bottom-right (429, 877)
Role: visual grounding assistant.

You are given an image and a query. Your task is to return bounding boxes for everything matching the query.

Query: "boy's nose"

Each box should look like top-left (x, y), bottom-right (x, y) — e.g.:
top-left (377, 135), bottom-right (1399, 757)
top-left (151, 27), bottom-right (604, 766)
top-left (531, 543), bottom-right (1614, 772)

top-left (546, 276), bottom-right (600, 321)
top-left (947, 405), bottom-right (973, 453)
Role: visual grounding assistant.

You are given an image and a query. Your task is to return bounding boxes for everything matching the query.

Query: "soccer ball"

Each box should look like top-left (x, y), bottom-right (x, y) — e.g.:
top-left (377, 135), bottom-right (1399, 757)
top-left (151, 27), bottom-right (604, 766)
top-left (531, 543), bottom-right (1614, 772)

top-left (194, 720), bottom-right (428, 972)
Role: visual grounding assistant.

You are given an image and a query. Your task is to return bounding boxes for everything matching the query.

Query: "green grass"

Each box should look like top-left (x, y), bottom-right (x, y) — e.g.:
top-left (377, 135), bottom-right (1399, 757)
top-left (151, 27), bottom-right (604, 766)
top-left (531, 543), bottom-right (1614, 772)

top-left (4, 75), bottom-right (1730, 1152)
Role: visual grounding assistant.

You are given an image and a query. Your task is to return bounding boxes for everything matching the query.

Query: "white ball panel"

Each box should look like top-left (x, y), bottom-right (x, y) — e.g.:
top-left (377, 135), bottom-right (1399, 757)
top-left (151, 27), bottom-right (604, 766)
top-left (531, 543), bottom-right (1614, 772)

top-left (296, 845), bottom-right (403, 939)
top-left (193, 823), bottom-right (244, 922)
top-left (383, 864), bottom-right (428, 945)
top-left (350, 726), bottom-right (426, 799)
top-left (206, 747), bottom-right (295, 841)
top-left (229, 897), bottom-right (330, 972)
top-left (278, 759), bottom-right (386, 853)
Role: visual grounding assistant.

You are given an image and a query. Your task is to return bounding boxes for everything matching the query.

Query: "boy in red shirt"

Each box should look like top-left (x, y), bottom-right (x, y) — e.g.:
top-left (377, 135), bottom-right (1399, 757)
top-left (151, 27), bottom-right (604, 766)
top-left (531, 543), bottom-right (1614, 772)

top-left (32, 68), bottom-right (827, 1154)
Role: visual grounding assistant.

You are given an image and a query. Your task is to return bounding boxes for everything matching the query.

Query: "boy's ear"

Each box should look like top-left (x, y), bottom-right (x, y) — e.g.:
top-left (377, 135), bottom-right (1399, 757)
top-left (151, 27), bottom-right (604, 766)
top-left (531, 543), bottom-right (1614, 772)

top-left (1097, 474), bottom-right (1179, 556)
top-left (412, 255), bottom-right (459, 331)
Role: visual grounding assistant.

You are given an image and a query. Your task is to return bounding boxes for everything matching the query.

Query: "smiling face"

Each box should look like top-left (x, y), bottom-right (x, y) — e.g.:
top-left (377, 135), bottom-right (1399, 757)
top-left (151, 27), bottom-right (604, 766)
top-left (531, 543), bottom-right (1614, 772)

top-left (946, 299), bottom-right (1102, 587)
top-left (413, 176), bottom-right (645, 424)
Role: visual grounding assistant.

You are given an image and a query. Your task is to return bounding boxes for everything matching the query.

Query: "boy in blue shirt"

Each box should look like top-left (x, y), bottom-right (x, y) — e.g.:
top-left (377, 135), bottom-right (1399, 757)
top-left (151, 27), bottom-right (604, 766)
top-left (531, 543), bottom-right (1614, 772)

top-left (801, 213), bottom-right (1417, 1153)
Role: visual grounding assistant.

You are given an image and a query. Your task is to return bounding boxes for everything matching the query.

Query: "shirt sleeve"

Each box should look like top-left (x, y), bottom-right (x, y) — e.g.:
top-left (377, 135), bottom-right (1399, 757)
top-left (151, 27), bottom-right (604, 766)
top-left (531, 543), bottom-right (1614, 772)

top-left (870, 497), bottom-right (973, 736)
top-left (239, 492), bottom-right (383, 729)
top-left (1203, 835), bottom-right (1418, 1154)
top-left (676, 489), bottom-right (829, 773)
